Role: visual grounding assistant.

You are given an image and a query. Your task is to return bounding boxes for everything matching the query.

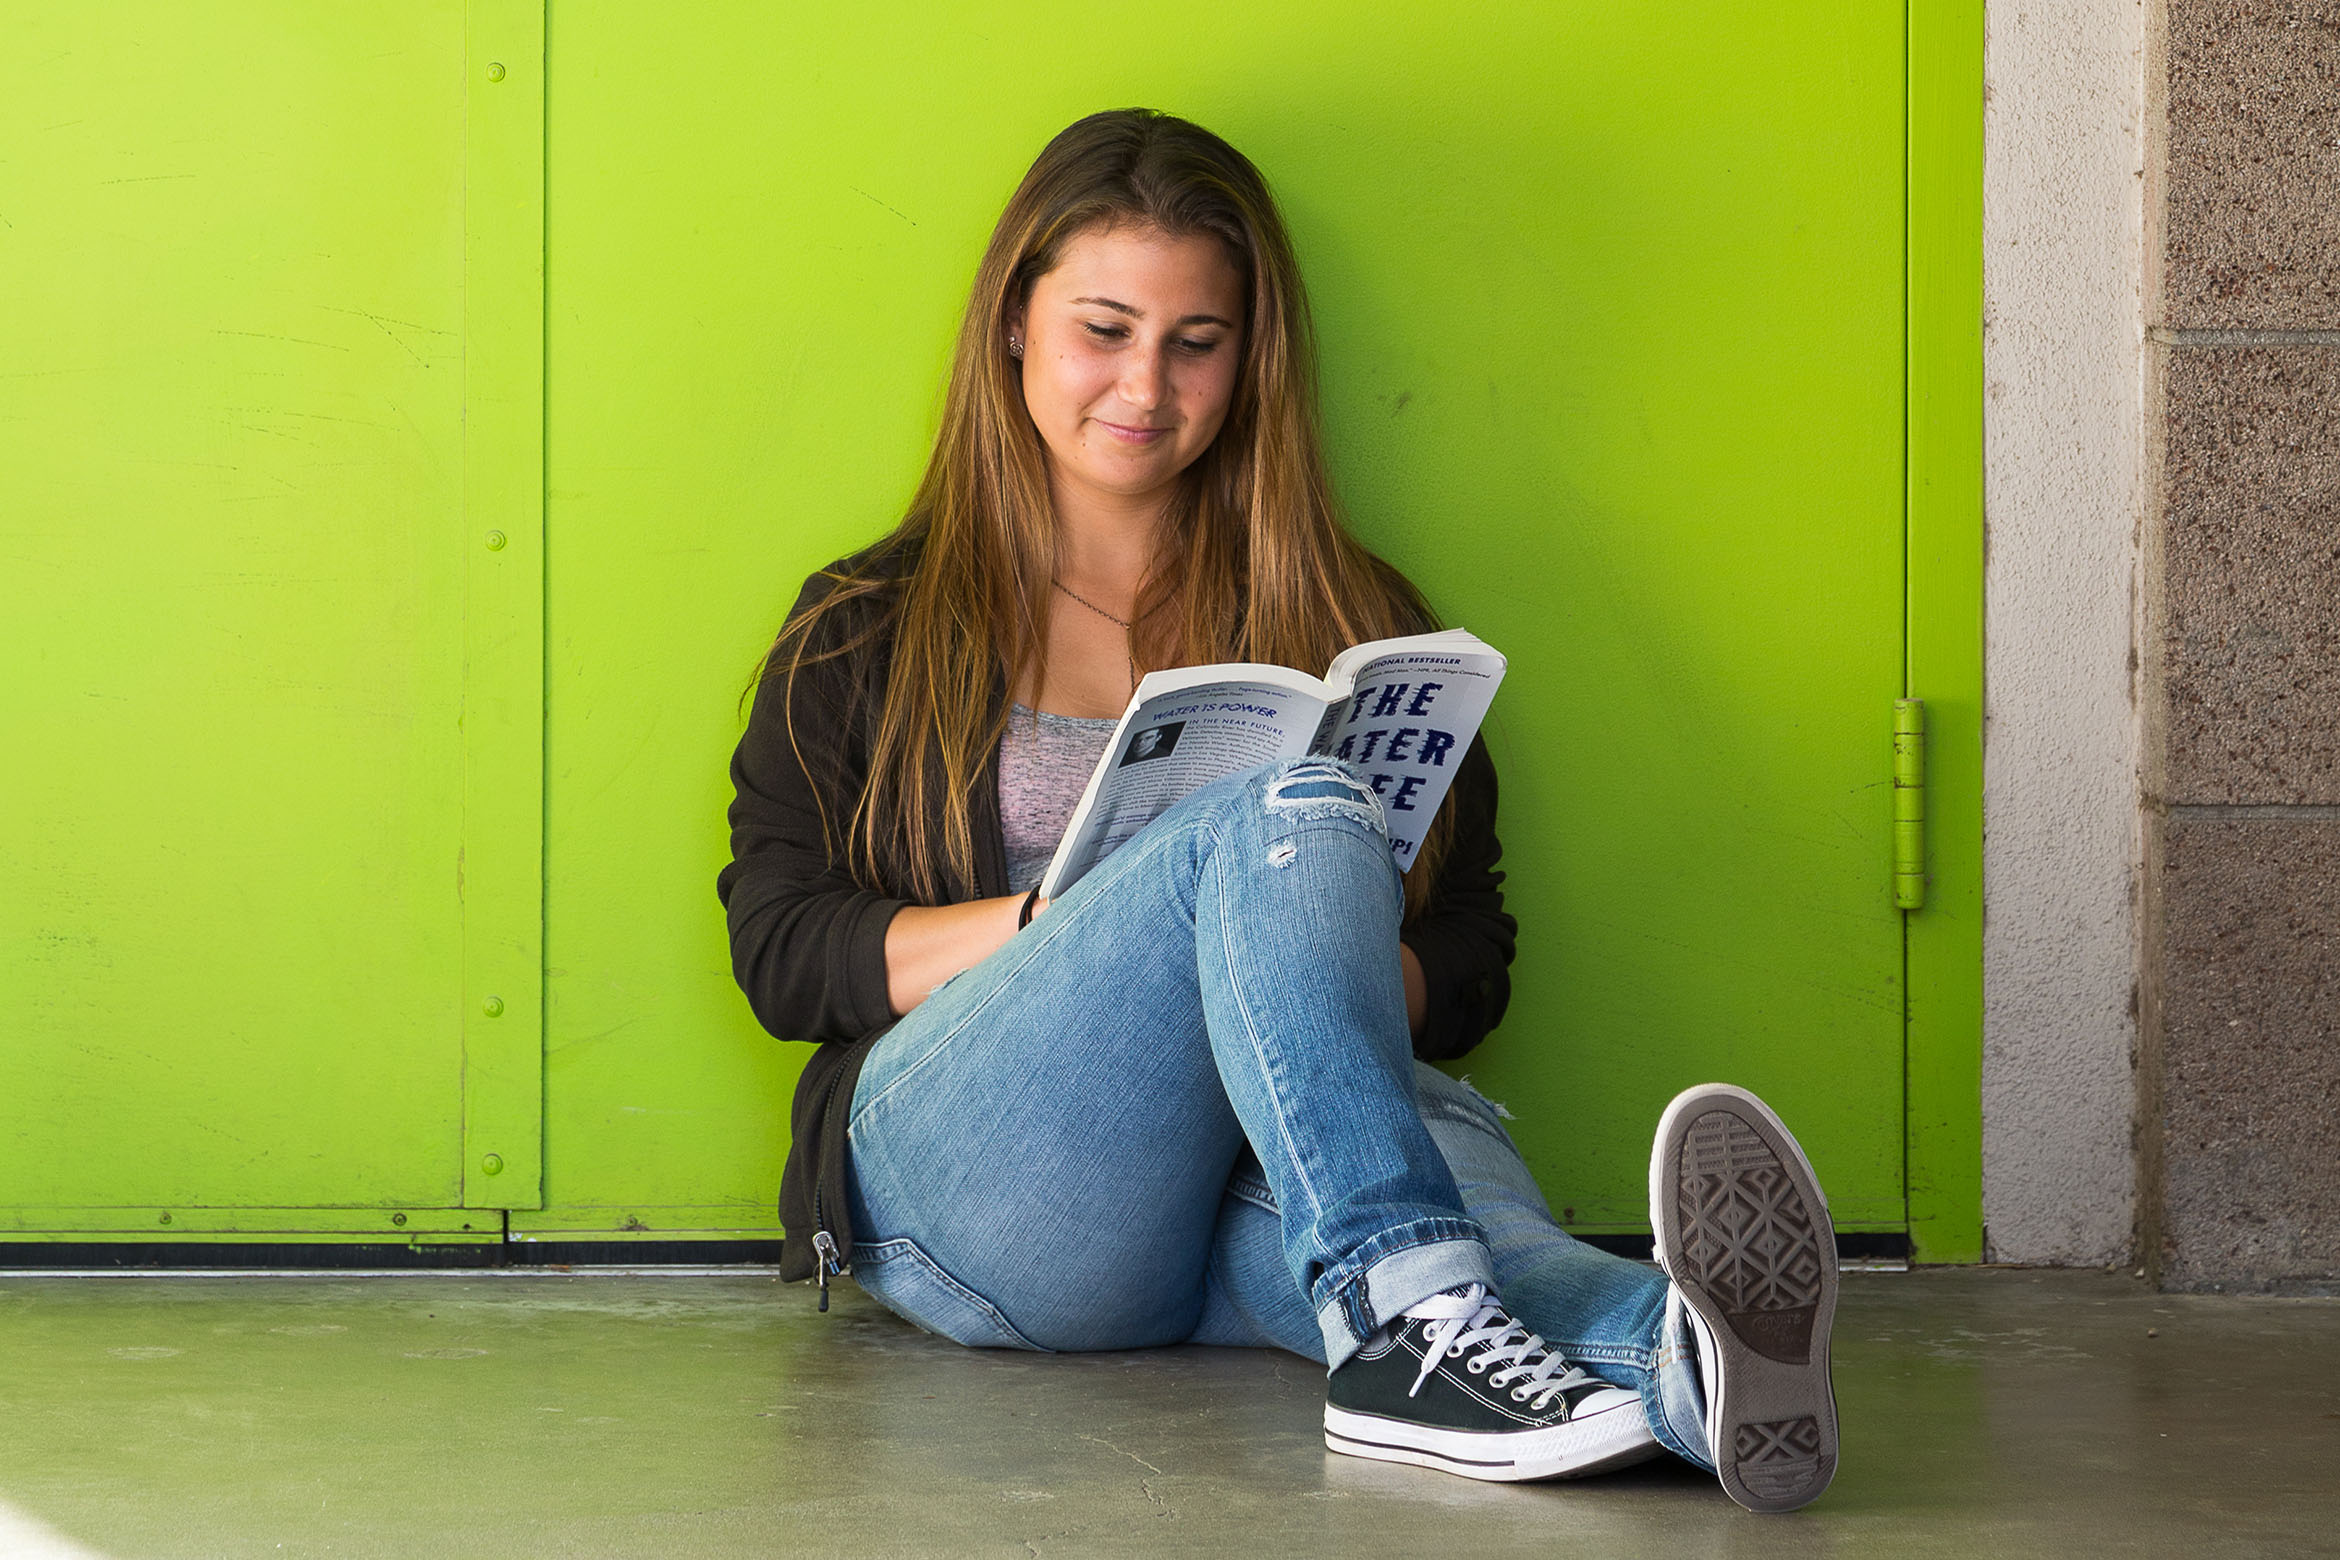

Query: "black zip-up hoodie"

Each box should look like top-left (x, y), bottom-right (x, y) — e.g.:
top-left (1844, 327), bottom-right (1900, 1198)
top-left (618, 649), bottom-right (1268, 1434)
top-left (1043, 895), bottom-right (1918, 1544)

top-left (717, 539), bottom-right (1518, 1284)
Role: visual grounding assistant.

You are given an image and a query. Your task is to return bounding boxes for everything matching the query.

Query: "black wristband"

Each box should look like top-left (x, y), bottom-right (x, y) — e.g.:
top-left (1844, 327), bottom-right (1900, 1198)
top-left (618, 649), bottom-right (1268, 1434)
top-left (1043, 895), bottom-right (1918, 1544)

top-left (1017, 886), bottom-right (1042, 929)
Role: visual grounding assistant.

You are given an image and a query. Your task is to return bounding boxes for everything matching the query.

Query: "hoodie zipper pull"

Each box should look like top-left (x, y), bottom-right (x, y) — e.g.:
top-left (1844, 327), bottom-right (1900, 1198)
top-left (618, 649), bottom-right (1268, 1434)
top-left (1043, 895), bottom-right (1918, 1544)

top-left (811, 1231), bottom-right (842, 1313)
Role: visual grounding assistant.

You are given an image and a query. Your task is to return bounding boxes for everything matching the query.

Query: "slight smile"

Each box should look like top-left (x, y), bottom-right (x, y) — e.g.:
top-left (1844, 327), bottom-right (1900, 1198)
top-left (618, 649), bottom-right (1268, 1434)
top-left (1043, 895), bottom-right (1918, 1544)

top-left (1094, 419), bottom-right (1173, 445)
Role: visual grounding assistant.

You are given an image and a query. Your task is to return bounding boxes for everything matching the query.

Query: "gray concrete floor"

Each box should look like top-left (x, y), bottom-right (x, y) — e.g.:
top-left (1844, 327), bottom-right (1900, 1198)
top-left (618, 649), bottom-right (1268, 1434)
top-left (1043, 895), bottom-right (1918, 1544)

top-left (0, 1267), bottom-right (2334, 1558)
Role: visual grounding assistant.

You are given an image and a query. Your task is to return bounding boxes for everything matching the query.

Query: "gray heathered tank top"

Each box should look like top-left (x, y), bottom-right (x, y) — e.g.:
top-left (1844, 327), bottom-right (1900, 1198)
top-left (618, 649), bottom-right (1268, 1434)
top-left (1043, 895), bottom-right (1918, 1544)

top-left (998, 703), bottom-right (1118, 892)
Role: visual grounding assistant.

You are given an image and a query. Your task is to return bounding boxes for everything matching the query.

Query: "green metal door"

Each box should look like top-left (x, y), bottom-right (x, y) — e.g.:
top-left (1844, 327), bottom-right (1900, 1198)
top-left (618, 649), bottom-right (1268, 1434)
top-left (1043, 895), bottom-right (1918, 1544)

top-left (1, 5), bottom-right (1979, 1258)
top-left (522, 4), bottom-right (1978, 1255)
top-left (0, 2), bottom-right (542, 1241)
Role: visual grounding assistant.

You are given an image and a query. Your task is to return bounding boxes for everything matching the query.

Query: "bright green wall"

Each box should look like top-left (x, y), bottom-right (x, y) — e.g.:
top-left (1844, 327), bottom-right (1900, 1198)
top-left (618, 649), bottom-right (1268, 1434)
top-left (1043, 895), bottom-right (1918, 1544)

top-left (1, 5), bottom-right (1980, 1252)
top-left (1, 5), bottom-right (486, 1231)
top-left (531, 3), bottom-right (1911, 1239)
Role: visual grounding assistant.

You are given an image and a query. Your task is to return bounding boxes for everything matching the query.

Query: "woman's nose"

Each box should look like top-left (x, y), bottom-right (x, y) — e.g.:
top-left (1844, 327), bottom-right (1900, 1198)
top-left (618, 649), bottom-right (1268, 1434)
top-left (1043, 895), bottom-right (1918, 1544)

top-left (1118, 346), bottom-right (1168, 411)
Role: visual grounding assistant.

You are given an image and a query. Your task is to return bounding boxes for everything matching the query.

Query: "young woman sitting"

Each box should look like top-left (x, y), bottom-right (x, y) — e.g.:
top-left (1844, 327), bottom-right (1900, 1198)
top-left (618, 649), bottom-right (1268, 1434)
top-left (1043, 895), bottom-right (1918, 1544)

top-left (720, 108), bottom-right (1841, 1514)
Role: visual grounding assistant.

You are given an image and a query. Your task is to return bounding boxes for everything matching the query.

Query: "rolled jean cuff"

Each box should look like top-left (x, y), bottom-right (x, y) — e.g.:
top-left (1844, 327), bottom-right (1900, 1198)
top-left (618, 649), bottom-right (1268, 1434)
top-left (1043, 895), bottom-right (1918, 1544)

top-left (1651, 1286), bottom-right (1718, 1471)
top-left (1314, 1226), bottom-right (1496, 1370)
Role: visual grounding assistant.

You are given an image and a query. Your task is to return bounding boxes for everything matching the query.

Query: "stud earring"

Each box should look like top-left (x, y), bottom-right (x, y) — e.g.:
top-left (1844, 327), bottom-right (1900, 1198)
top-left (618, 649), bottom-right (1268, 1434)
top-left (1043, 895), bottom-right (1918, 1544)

top-left (1008, 337), bottom-right (1024, 358)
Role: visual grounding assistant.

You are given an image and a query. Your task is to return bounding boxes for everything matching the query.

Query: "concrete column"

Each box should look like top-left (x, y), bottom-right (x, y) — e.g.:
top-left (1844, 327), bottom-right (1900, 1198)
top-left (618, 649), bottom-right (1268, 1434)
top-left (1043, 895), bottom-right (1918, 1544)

top-left (2143, 0), bottom-right (2340, 1291)
top-left (1981, 0), bottom-right (2149, 1264)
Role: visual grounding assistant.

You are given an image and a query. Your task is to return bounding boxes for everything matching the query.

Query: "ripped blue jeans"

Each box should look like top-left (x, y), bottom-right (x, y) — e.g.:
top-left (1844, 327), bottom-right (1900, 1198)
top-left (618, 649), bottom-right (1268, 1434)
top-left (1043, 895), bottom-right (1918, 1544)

top-left (843, 758), bottom-right (1713, 1468)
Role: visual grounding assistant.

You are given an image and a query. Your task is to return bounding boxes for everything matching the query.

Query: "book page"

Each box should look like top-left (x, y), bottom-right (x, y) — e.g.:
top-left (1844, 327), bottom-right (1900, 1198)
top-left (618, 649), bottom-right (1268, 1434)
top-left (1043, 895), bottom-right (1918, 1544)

top-left (1309, 633), bottom-right (1507, 870)
top-left (1038, 664), bottom-right (1331, 899)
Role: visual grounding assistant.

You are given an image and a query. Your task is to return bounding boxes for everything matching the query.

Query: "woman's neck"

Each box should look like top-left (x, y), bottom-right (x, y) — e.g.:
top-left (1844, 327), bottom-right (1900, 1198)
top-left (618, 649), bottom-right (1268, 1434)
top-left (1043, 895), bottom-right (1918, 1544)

top-left (1048, 470), bottom-right (1170, 605)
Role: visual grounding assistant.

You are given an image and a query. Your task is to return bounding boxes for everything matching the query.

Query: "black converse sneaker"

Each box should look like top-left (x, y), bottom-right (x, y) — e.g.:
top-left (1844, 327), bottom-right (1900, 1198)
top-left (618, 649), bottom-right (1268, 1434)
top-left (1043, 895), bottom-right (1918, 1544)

top-left (1324, 1284), bottom-right (1660, 1482)
top-left (1651, 1084), bottom-right (1841, 1513)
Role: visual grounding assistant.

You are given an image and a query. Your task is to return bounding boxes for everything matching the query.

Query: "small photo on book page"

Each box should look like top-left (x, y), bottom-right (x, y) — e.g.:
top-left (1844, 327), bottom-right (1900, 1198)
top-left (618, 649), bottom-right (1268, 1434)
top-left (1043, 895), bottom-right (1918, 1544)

top-left (1118, 721), bottom-right (1185, 766)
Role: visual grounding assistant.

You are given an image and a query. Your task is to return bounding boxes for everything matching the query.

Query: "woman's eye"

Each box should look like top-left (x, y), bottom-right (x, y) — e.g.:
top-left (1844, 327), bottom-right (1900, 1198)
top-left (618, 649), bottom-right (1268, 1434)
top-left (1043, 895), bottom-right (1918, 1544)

top-left (1075, 322), bottom-right (1221, 355)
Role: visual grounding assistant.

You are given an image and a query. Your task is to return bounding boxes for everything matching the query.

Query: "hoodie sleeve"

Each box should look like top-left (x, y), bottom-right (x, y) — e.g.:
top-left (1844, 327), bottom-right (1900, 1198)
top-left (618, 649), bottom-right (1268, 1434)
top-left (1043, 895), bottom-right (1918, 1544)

top-left (716, 574), bottom-right (906, 1044)
top-left (1400, 733), bottom-right (1517, 1061)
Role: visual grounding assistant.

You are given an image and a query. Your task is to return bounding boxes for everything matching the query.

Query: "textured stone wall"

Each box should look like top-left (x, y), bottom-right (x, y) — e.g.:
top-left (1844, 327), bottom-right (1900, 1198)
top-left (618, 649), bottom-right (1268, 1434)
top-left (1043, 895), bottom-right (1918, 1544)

top-left (2146, 0), bottom-right (2340, 1290)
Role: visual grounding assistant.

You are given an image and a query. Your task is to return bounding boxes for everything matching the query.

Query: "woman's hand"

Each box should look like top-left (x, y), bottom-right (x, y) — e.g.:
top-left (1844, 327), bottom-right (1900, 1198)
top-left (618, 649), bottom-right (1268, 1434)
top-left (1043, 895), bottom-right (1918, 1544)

top-left (883, 892), bottom-right (1045, 1017)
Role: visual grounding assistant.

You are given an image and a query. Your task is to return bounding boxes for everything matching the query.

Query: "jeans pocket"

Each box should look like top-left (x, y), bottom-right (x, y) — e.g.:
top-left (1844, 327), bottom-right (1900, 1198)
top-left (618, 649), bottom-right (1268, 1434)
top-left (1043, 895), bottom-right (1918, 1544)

top-left (849, 1238), bottom-right (1050, 1352)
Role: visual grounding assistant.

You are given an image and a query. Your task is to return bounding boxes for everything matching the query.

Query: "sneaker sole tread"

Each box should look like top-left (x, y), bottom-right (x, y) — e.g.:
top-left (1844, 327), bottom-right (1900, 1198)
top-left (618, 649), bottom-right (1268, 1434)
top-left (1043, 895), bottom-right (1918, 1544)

top-left (1652, 1084), bottom-right (1840, 1514)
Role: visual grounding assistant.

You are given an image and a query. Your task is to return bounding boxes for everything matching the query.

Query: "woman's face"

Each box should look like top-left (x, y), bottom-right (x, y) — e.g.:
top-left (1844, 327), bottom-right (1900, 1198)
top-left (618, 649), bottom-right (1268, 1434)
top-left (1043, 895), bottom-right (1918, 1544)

top-left (1010, 222), bottom-right (1247, 517)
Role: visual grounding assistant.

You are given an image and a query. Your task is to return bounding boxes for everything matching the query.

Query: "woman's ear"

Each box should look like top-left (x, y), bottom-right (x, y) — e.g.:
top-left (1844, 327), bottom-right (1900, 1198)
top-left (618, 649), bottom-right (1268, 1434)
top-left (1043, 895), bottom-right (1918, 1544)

top-left (1004, 305), bottom-right (1026, 357)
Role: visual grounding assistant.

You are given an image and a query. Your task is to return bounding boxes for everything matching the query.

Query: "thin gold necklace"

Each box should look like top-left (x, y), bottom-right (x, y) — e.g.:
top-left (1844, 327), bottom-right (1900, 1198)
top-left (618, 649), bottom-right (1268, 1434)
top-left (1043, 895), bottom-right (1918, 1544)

top-left (1052, 577), bottom-right (1138, 695)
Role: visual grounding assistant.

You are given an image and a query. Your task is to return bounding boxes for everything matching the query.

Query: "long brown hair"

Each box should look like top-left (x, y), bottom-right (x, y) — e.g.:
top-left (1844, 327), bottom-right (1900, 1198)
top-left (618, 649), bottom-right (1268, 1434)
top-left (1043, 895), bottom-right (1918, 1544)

top-left (768, 108), bottom-right (1455, 915)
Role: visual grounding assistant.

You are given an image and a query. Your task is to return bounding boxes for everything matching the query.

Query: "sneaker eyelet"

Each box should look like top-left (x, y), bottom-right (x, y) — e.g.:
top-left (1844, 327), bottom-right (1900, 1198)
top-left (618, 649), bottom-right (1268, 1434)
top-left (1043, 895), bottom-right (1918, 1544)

top-left (1466, 1358), bottom-right (1488, 1373)
top-left (1511, 1387), bottom-right (1532, 1402)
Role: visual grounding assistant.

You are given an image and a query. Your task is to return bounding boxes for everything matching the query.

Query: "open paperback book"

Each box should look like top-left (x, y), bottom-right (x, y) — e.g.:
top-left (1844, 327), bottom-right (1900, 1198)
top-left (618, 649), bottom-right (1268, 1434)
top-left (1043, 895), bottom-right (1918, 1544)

top-left (1037, 628), bottom-right (1507, 900)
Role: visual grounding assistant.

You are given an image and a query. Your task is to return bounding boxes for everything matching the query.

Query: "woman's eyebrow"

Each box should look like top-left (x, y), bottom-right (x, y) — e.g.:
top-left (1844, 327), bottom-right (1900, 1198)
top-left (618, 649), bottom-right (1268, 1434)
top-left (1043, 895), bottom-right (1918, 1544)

top-left (1069, 296), bottom-right (1234, 329)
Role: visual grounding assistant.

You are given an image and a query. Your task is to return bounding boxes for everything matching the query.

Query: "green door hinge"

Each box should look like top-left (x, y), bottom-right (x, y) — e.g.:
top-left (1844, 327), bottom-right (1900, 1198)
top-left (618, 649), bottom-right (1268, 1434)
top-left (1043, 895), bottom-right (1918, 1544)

top-left (1893, 698), bottom-right (1926, 910)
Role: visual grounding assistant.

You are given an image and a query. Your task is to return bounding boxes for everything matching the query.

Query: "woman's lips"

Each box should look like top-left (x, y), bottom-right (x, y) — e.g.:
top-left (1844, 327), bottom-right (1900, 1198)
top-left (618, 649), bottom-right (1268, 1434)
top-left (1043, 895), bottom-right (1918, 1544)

top-left (1096, 419), bottom-right (1172, 445)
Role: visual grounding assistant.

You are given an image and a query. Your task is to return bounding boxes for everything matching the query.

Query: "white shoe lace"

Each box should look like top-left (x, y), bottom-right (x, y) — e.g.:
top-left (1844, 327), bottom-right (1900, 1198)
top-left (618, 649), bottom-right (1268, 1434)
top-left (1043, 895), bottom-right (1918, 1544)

top-left (1403, 1285), bottom-right (1600, 1412)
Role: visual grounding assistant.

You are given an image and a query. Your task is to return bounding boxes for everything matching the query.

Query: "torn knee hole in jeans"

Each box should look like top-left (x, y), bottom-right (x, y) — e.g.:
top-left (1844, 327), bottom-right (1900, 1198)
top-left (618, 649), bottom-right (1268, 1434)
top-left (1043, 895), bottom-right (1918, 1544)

top-left (1453, 1074), bottom-right (1517, 1119)
top-left (1262, 765), bottom-right (1388, 841)
top-left (1418, 1071), bottom-right (1519, 1135)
